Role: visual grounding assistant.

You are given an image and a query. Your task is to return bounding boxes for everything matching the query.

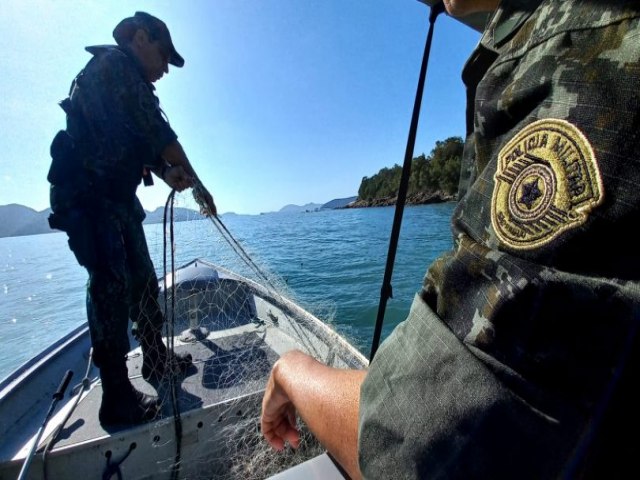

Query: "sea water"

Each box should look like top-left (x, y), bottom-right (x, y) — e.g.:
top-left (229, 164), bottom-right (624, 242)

top-left (0, 203), bottom-right (455, 381)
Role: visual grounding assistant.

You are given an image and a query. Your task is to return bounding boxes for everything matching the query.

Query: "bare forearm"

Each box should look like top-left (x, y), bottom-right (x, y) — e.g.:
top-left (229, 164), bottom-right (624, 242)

top-left (158, 140), bottom-right (216, 215)
top-left (272, 350), bottom-right (366, 479)
top-left (161, 140), bottom-right (198, 180)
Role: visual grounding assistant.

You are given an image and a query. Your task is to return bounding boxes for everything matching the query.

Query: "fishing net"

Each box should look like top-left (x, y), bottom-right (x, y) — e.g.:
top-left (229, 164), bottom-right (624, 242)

top-left (3, 190), bottom-right (457, 480)
top-left (116, 189), bottom-right (367, 480)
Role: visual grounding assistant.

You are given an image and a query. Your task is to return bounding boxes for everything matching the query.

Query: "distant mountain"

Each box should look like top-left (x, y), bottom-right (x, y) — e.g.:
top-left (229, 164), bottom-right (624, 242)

top-left (0, 204), bottom-right (52, 238)
top-left (275, 197), bottom-right (358, 214)
top-left (321, 196), bottom-right (357, 209)
top-left (278, 203), bottom-right (324, 213)
top-left (0, 198), bottom-right (358, 238)
top-left (0, 204), bottom-right (203, 239)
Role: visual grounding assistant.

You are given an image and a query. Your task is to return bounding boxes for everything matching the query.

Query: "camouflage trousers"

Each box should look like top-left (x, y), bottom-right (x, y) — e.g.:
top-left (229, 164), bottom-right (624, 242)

top-left (77, 201), bottom-right (163, 368)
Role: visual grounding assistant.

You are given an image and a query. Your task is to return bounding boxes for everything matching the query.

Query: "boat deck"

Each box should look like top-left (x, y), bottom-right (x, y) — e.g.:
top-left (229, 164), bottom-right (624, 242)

top-left (0, 260), bottom-right (366, 479)
top-left (53, 326), bottom-right (280, 446)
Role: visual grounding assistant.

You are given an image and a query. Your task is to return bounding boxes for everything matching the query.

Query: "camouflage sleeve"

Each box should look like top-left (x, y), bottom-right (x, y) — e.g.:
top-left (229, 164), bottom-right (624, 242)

top-left (359, 294), bottom-right (574, 479)
top-left (359, 1), bottom-right (640, 478)
top-left (91, 49), bottom-right (177, 167)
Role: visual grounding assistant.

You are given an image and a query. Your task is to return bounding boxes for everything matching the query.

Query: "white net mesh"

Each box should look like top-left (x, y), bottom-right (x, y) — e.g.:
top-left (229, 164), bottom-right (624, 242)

top-left (117, 190), bottom-right (365, 479)
top-left (0, 190), bottom-right (369, 480)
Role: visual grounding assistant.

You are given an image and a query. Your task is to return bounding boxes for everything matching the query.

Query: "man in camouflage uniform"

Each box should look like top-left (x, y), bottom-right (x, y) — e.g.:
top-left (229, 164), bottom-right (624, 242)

top-left (48, 12), bottom-right (216, 427)
top-left (260, 0), bottom-right (640, 478)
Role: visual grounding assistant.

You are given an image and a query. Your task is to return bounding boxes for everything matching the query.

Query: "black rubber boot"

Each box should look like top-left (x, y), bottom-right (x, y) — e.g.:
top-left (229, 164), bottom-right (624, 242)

top-left (141, 333), bottom-right (193, 382)
top-left (98, 361), bottom-right (160, 428)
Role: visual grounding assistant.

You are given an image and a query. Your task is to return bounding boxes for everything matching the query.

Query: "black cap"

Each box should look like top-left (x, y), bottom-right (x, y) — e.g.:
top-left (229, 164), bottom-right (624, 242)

top-left (113, 11), bottom-right (184, 67)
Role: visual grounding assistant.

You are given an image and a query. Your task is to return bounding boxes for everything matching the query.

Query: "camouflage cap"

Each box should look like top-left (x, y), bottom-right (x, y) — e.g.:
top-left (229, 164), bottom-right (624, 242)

top-left (113, 11), bottom-right (184, 68)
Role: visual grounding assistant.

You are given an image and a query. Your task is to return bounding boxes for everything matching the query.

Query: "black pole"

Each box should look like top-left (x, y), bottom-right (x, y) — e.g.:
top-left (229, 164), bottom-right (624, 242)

top-left (369, 1), bottom-right (445, 361)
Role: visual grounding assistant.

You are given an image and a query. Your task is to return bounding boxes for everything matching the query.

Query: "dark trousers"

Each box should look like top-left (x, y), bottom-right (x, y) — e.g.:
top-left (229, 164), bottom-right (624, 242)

top-left (82, 201), bottom-right (164, 369)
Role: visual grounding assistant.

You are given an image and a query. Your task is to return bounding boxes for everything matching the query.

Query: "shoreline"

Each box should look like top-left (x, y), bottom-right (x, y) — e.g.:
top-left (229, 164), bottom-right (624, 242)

top-left (343, 191), bottom-right (456, 209)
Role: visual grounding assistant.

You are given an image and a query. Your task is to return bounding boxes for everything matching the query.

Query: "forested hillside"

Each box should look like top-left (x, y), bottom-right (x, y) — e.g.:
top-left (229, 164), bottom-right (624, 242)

top-left (357, 137), bottom-right (463, 204)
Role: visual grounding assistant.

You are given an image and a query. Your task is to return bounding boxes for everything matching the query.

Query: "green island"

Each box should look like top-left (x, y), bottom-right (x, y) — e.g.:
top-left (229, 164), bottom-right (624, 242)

top-left (348, 136), bottom-right (463, 208)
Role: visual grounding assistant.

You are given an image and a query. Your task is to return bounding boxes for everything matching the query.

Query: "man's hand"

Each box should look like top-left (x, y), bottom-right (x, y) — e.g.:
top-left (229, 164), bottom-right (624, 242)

top-left (192, 183), bottom-right (217, 217)
top-left (159, 141), bottom-right (216, 215)
top-left (260, 350), bottom-right (365, 479)
top-left (163, 165), bottom-right (194, 192)
top-left (261, 356), bottom-right (301, 451)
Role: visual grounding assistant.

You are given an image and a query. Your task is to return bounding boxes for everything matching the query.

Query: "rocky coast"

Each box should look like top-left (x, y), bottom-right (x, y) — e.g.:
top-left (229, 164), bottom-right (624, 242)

top-left (344, 190), bottom-right (456, 208)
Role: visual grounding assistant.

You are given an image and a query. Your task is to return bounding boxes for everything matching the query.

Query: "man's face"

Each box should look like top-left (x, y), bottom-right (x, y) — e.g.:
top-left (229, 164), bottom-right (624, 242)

top-left (134, 29), bottom-right (170, 83)
top-left (443, 0), bottom-right (500, 17)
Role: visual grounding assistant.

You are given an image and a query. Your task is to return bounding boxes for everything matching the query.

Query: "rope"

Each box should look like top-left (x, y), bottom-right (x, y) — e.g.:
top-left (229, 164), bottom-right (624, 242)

top-left (159, 185), bottom-right (321, 477)
top-left (209, 214), bottom-right (281, 293)
top-left (36, 185), bottom-right (284, 480)
top-left (162, 190), bottom-right (183, 480)
top-left (204, 213), bottom-right (319, 355)
top-left (193, 178), bottom-right (295, 316)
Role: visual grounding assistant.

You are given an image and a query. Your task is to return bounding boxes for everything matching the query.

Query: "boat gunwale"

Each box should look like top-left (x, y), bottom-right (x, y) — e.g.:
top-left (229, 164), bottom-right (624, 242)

top-left (0, 258), bottom-right (366, 478)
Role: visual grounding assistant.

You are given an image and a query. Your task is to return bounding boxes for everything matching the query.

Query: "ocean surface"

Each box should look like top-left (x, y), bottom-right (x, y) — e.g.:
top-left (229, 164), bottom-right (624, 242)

top-left (0, 203), bottom-right (455, 381)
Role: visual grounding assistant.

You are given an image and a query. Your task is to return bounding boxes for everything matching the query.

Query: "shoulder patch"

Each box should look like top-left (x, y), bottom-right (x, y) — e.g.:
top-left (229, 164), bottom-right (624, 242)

top-left (491, 118), bottom-right (603, 250)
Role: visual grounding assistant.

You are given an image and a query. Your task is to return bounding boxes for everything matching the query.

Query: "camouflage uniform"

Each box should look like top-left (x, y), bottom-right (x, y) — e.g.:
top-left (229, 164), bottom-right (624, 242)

top-left (51, 45), bottom-right (177, 367)
top-left (359, 1), bottom-right (640, 478)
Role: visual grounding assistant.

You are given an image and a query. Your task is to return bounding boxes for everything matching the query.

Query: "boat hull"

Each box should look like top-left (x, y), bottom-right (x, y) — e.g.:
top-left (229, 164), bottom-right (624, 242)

top-left (0, 259), bottom-right (367, 479)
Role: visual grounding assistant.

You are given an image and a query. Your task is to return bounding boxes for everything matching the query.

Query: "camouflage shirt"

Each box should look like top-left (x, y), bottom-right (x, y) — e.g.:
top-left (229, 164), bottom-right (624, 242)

top-left (359, 1), bottom-right (640, 478)
top-left (66, 45), bottom-right (177, 202)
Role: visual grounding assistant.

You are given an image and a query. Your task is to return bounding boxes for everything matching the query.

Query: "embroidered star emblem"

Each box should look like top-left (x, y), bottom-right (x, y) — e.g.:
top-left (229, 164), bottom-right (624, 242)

top-left (519, 178), bottom-right (542, 210)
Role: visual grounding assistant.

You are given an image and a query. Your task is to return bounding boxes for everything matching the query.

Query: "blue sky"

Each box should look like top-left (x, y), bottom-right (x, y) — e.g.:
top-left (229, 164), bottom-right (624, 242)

top-left (0, 0), bottom-right (480, 215)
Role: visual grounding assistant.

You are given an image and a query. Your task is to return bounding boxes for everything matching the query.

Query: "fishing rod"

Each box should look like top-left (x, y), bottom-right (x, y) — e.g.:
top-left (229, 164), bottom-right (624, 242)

top-left (17, 369), bottom-right (73, 480)
top-left (369, 0), bottom-right (445, 361)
